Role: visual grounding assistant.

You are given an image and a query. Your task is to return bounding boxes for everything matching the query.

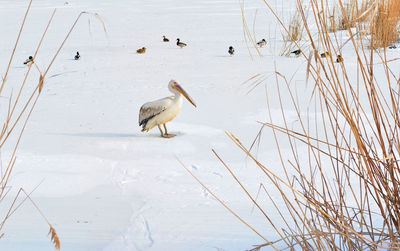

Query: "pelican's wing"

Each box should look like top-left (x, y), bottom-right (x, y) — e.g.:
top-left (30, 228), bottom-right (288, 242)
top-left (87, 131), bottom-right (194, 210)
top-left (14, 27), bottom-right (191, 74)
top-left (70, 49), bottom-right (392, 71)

top-left (138, 97), bottom-right (173, 126)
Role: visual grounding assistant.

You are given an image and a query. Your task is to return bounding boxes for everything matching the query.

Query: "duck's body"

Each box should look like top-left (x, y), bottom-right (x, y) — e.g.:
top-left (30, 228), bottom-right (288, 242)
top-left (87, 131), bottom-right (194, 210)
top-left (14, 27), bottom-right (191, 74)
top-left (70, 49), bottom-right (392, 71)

top-left (23, 56), bottom-right (33, 66)
top-left (291, 49), bottom-right (301, 56)
top-left (228, 46), bottom-right (234, 56)
top-left (320, 51), bottom-right (329, 58)
top-left (257, 39), bottom-right (267, 48)
top-left (163, 36), bottom-right (169, 42)
top-left (74, 51), bottom-right (80, 60)
top-left (137, 47), bottom-right (146, 54)
top-left (176, 38), bottom-right (187, 48)
top-left (336, 55), bottom-right (343, 63)
top-left (139, 80), bottom-right (196, 138)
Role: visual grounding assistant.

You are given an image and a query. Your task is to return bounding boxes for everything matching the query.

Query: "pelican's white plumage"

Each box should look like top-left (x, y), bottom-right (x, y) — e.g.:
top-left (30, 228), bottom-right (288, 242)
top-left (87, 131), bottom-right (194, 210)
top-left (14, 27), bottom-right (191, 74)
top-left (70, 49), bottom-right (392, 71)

top-left (139, 80), bottom-right (196, 137)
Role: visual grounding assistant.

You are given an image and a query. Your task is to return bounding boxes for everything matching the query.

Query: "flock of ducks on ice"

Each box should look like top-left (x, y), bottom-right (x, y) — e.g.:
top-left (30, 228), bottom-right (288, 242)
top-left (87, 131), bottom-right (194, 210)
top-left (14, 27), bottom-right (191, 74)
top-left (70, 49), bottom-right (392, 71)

top-left (136, 36), bottom-right (187, 54)
top-left (23, 51), bottom-right (81, 66)
top-left (131, 35), bottom-right (345, 63)
top-left (21, 36), bottom-right (346, 138)
top-left (22, 35), bottom-right (346, 66)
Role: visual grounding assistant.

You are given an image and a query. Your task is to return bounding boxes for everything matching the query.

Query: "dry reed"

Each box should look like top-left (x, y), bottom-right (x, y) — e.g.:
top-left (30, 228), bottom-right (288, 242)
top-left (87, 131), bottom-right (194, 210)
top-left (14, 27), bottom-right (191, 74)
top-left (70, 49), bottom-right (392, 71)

top-left (181, 0), bottom-right (400, 249)
top-left (0, 1), bottom-right (106, 249)
top-left (369, 0), bottom-right (400, 49)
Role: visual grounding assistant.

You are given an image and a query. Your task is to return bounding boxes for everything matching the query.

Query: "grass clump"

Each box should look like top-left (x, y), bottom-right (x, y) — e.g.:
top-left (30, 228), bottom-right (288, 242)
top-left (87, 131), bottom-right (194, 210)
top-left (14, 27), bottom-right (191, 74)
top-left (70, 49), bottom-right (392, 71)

top-left (369, 0), bottom-right (400, 49)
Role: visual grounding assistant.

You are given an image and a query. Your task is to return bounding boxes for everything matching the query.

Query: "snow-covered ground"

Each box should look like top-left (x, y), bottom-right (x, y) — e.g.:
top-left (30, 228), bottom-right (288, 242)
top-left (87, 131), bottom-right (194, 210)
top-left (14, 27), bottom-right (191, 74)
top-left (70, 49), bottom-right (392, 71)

top-left (0, 0), bottom-right (399, 250)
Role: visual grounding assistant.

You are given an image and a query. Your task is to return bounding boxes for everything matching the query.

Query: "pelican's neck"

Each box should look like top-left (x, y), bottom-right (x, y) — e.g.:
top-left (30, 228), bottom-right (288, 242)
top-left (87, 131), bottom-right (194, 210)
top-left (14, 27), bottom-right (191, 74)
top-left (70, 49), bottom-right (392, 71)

top-left (172, 91), bottom-right (182, 100)
top-left (169, 91), bottom-right (182, 108)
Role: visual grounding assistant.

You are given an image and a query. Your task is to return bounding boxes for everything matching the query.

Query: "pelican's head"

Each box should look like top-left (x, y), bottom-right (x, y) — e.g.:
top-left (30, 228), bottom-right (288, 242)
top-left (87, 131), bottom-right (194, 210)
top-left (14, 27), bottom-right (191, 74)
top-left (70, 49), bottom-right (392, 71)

top-left (168, 80), bottom-right (197, 107)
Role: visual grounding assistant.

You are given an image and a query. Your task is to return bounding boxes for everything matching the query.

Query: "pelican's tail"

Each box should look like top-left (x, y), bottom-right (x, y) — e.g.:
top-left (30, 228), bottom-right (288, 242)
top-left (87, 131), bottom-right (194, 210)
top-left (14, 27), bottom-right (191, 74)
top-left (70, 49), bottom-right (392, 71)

top-left (140, 120), bottom-right (150, 132)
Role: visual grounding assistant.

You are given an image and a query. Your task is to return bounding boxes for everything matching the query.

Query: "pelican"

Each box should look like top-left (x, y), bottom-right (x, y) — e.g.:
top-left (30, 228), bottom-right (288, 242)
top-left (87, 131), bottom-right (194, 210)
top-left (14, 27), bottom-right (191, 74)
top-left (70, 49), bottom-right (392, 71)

top-left (139, 80), bottom-right (196, 138)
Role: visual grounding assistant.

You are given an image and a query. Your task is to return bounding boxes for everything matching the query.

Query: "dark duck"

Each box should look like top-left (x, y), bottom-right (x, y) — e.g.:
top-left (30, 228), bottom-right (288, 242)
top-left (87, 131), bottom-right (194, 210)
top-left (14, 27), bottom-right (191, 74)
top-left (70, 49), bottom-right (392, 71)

top-left (320, 51), bottom-right (329, 58)
top-left (291, 49), bottom-right (301, 56)
top-left (176, 38), bottom-right (187, 48)
top-left (228, 46), bottom-right (234, 56)
top-left (23, 56), bottom-right (33, 66)
top-left (257, 39), bottom-right (267, 48)
top-left (74, 51), bottom-right (80, 60)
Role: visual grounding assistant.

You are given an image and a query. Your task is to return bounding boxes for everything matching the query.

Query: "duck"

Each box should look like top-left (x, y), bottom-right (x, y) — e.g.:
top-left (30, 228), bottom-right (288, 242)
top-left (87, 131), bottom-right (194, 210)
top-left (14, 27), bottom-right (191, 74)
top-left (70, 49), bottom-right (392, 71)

top-left (176, 38), bottom-right (187, 48)
top-left (23, 56), bottom-right (33, 66)
top-left (163, 36), bottom-right (169, 42)
top-left (257, 39), bottom-right (267, 48)
top-left (74, 51), bottom-right (80, 60)
top-left (336, 55), bottom-right (343, 63)
top-left (291, 49), bottom-right (301, 56)
top-left (320, 51), bottom-right (329, 58)
top-left (137, 47), bottom-right (146, 54)
top-left (228, 46), bottom-right (235, 56)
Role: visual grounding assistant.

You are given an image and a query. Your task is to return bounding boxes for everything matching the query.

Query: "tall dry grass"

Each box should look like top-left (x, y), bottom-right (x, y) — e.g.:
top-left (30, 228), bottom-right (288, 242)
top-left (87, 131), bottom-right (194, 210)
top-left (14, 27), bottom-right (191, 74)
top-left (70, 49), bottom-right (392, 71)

top-left (180, 0), bottom-right (400, 249)
top-left (328, 0), bottom-right (364, 32)
top-left (281, 7), bottom-right (305, 56)
top-left (0, 1), bottom-right (105, 249)
top-left (287, 7), bottom-right (304, 42)
top-left (369, 0), bottom-right (400, 49)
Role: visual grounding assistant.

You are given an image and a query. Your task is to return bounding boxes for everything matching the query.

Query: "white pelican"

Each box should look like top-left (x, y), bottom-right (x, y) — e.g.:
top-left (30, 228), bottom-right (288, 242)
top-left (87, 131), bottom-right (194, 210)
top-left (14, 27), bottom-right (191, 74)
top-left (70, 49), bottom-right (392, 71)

top-left (139, 80), bottom-right (196, 138)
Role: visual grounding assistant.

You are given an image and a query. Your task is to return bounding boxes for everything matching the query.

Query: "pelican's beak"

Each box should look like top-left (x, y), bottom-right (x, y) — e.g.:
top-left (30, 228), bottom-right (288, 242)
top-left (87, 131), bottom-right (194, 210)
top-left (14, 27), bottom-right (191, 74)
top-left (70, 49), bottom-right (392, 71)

top-left (173, 83), bottom-right (197, 107)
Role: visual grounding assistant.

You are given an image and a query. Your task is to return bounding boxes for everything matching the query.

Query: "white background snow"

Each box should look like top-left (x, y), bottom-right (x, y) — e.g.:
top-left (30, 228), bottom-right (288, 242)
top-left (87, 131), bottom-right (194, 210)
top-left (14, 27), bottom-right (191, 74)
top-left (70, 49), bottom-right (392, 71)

top-left (0, 0), bottom-right (398, 250)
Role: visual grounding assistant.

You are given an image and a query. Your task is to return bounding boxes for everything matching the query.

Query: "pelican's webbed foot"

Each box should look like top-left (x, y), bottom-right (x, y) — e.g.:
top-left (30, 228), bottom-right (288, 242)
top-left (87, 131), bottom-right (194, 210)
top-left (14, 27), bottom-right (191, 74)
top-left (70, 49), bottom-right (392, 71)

top-left (158, 124), bottom-right (176, 138)
top-left (162, 133), bottom-right (176, 138)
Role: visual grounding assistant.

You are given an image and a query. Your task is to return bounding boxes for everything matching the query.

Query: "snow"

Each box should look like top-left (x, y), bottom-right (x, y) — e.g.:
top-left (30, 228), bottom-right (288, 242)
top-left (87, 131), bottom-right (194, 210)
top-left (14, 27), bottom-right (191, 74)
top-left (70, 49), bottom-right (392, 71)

top-left (0, 0), bottom-right (399, 250)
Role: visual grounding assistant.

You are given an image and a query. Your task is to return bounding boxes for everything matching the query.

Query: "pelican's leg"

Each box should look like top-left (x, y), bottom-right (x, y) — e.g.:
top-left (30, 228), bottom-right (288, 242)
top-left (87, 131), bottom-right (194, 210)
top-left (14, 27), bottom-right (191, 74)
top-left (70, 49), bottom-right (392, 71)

top-left (157, 125), bottom-right (165, 137)
top-left (163, 124), bottom-right (176, 138)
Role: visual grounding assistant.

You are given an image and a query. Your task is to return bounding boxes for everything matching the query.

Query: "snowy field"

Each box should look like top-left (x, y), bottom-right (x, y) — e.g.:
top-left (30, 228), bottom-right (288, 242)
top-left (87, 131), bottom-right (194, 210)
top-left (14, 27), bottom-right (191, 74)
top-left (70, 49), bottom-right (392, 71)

top-left (0, 0), bottom-right (399, 250)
